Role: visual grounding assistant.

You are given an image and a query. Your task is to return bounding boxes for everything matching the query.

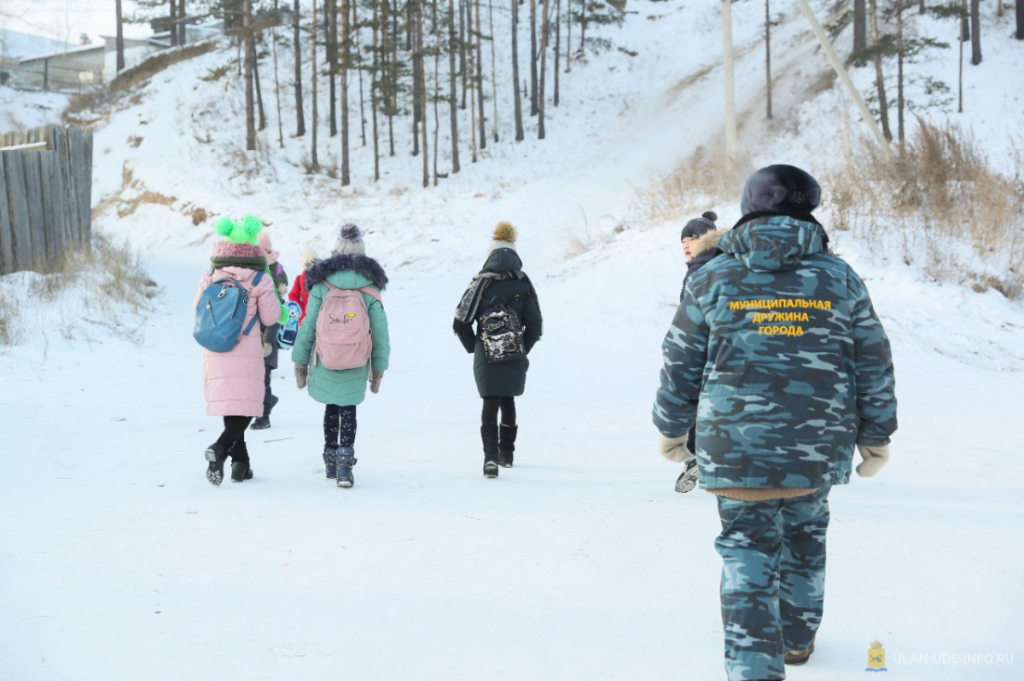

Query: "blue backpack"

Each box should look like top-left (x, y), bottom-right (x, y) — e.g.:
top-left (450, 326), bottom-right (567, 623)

top-left (193, 270), bottom-right (264, 352)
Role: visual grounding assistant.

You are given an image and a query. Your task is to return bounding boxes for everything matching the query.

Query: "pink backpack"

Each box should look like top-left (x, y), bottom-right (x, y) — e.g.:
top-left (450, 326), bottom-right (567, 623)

top-left (313, 282), bottom-right (382, 370)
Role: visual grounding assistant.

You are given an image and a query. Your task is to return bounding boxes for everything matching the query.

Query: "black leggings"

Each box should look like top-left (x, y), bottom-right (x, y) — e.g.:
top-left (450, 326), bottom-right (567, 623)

top-left (324, 404), bottom-right (357, 448)
top-left (216, 416), bottom-right (253, 459)
top-left (482, 396), bottom-right (516, 427)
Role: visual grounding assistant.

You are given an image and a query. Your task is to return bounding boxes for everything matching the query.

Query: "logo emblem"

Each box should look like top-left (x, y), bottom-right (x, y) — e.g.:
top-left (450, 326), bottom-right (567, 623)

top-left (867, 640), bottom-right (887, 672)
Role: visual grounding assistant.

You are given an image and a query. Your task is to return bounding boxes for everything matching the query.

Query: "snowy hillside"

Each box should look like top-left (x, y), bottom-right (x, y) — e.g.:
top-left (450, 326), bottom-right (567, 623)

top-left (1, 1), bottom-right (1023, 680)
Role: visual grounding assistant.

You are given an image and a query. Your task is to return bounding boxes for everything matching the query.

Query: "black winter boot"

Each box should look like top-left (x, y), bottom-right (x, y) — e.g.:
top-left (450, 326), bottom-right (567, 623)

top-left (498, 424), bottom-right (518, 468)
top-left (336, 446), bottom-right (357, 488)
top-left (230, 442), bottom-right (254, 483)
top-left (205, 442), bottom-right (227, 486)
top-left (250, 416), bottom-right (271, 430)
top-left (324, 447), bottom-right (338, 480)
top-left (481, 424), bottom-right (499, 478)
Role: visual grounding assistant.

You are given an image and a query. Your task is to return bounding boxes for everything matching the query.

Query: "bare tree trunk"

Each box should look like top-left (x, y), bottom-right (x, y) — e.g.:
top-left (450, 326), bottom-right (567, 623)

top-left (476, 0), bottom-right (486, 148)
top-left (868, 0), bottom-right (892, 141)
top-left (244, 0), bottom-right (256, 150)
top-left (371, 0), bottom-right (380, 179)
top-left (460, 0), bottom-right (468, 108)
top-left (566, 0), bottom-right (571, 72)
top-left (970, 0), bottom-right (982, 64)
top-left (896, 0), bottom-right (904, 145)
top-left (294, 0), bottom-right (306, 136)
top-left (170, 0), bottom-right (178, 47)
top-left (341, 0), bottom-right (350, 183)
top-left (449, 0), bottom-right (461, 172)
top-left (996, 0), bottom-right (1004, 18)
top-left (312, 0), bottom-right (320, 166)
top-left (529, 0), bottom-right (538, 116)
top-left (553, 0), bottom-right (560, 106)
top-left (384, 0), bottom-right (395, 156)
top-left (328, 0), bottom-right (338, 137)
top-left (1017, 0), bottom-right (1024, 40)
top-left (272, 0), bottom-right (284, 148)
top-left (854, 0), bottom-right (866, 52)
top-left (412, 0), bottom-right (421, 156)
top-left (433, 0), bottom-right (441, 186)
top-left (116, 0), bottom-right (125, 72)
top-left (538, 0), bottom-right (548, 138)
top-left (959, 0), bottom-right (965, 112)
top-left (765, 0), bottom-right (772, 119)
top-left (418, 2), bottom-right (429, 185)
top-left (488, 0), bottom-right (500, 139)
top-left (354, 0), bottom-right (367, 146)
top-left (179, 0), bottom-right (187, 44)
top-left (469, 3), bottom-right (477, 162)
top-left (512, 0), bottom-right (524, 140)
top-left (253, 44), bottom-right (267, 131)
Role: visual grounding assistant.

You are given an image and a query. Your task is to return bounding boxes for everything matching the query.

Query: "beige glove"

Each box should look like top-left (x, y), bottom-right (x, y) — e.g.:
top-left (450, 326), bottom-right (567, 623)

top-left (369, 371), bottom-right (384, 394)
top-left (295, 364), bottom-right (308, 389)
top-left (856, 444), bottom-right (890, 477)
top-left (263, 341), bottom-right (273, 358)
top-left (277, 283), bottom-right (288, 296)
top-left (659, 433), bottom-right (692, 463)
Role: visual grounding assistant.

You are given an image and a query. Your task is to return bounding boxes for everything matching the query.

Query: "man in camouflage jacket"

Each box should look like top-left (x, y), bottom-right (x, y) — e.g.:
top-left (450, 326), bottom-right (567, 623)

top-left (652, 165), bottom-right (897, 681)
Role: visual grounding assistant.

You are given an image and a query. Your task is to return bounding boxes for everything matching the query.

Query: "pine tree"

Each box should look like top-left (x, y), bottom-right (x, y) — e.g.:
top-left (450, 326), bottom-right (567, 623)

top-left (116, 0), bottom-right (126, 72)
top-left (970, 0), bottom-right (981, 64)
top-left (475, 0), bottom-right (486, 148)
top-left (854, 0), bottom-right (867, 51)
top-left (312, 0), bottom-right (320, 167)
top-left (243, 0), bottom-right (256, 150)
top-left (341, 0), bottom-right (351, 183)
top-left (529, 0), bottom-right (538, 115)
top-left (449, 0), bottom-right (461, 172)
top-left (538, 0), bottom-right (549, 138)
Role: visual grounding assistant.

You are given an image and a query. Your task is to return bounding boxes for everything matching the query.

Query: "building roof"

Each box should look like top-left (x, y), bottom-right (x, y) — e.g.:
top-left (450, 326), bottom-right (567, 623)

top-left (0, 29), bottom-right (70, 61)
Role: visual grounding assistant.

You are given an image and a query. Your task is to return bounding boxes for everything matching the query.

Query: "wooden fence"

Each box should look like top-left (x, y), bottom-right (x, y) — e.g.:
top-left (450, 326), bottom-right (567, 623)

top-left (0, 125), bottom-right (93, 275)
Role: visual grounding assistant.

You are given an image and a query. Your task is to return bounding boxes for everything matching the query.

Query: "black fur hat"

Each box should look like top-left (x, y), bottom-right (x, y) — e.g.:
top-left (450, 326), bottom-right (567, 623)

top-left (740, 165), bottom-right (821, 216)
top-left (680, 211), bottom-right (718, 241)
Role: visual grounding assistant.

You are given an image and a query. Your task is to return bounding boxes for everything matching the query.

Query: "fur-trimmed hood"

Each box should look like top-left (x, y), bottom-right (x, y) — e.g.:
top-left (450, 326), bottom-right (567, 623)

top-left (212, 241), bottom-right (267, 261)
top-left (305, 253), bottom-right (388, 290)
top-left (688, 229), bottom-right (722, 259)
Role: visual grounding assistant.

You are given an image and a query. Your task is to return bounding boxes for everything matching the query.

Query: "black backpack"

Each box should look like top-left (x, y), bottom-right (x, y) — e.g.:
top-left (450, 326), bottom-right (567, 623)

top-left (478, 296), bottom-right (525, 363)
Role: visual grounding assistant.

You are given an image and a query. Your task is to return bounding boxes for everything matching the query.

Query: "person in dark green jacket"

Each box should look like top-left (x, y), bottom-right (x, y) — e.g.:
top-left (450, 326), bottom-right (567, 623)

top-left (292, 224), bottom-right (390, 488)
top-left (653, 165), bottom-right (896, 680)
top-left (454, 223), bottom-right (543, 478)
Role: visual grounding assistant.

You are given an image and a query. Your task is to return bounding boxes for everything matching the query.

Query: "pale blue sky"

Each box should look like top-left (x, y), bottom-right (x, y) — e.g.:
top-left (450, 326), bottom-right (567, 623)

top-left (2, 1), bottom-right (154, 44)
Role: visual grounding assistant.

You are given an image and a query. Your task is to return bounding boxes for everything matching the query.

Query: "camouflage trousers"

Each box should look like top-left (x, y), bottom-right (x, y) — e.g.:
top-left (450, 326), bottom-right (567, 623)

top-left (714, 487), bottom-right (831, 681)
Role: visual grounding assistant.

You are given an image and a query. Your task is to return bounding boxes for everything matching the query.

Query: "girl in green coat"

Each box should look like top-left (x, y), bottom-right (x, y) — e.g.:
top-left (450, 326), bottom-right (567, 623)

top-left (292, 225), bottom-right (390, 488)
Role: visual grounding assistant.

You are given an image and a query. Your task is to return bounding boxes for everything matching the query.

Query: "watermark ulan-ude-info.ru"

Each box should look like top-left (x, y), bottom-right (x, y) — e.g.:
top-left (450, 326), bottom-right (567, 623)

top-left (892, 653), bottom-right (1015, 665)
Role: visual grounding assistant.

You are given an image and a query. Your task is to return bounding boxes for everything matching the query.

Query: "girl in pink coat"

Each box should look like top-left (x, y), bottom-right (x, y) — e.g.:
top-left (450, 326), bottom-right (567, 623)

top-left (194, 235), bottom-right (282, 485)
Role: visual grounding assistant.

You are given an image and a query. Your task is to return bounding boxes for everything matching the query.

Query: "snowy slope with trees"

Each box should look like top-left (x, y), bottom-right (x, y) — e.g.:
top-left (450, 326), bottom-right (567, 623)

top-left (1, 0), bottom-right (1023, 679)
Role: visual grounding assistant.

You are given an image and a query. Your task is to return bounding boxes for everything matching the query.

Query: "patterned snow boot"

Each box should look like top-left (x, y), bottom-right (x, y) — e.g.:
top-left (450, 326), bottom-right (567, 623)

top-left (324, 447), bottom-right (338, 480)
top-left (205, 442), bottom-right (227, 486)
top-left (481, 424), bottom-right (499, 478)
top-left (336, 446), bottom-right (357, 488)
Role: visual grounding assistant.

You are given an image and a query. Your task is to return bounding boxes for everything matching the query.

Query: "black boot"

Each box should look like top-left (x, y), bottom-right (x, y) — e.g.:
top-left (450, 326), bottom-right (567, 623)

top-left (250, 416), bottom-right (271, 430)
top-left (205, 442), bottom-right (227, 486)
top-left (481, 424), bottom-right (499, 478)
top-left (336, 446), bottom-right (357, 488)
top-left (324, 447), bottom-right (338, 480)
top-left (230, 442), bottom-right (254, 483)
top-left (498, 424), bottom-right (517, 468)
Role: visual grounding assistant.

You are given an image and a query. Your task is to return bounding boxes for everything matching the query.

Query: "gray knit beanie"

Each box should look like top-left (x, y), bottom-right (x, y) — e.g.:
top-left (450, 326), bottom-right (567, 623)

top-left (334, 223), bottom-right (367, 256)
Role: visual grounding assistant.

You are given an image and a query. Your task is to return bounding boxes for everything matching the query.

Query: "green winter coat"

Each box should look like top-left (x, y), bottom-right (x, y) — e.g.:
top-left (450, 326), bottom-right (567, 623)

top-left (291, 254), bottom-right (390, 407)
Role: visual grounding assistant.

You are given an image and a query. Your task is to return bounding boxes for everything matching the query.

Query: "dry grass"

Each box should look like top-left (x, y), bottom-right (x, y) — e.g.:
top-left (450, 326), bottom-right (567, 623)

top-left (109, 41), bottom-right (219, 94)
top-left (823, 118), bottom-right (1024, 299)
top-left (0, 296), bottom-right (22, 346)
top-left (1, 235), bottom-right (158, 347)
top-left (630, 146), bottom-right (750, 228)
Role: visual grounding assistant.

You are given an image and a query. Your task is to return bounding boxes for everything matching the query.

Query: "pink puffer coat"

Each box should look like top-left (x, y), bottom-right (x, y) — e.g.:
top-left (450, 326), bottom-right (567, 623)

top-left (194, 242), bottom-right (281, 417)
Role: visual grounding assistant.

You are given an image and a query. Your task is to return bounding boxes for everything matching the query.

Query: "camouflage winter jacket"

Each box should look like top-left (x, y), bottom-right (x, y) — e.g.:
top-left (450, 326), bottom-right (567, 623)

top-left (652, 213), bottom-right (897, 491)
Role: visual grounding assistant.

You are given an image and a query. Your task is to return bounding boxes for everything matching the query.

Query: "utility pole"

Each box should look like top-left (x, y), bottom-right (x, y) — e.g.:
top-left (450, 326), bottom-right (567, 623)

top-left (795, 0), bottom-right (891, 156)
top-left (722, 0), bottom-right (737, 161)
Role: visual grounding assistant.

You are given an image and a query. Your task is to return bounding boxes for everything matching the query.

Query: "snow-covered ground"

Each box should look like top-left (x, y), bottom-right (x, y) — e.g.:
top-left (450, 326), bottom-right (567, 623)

top-left (1, 1), bottom-right (1022, 679)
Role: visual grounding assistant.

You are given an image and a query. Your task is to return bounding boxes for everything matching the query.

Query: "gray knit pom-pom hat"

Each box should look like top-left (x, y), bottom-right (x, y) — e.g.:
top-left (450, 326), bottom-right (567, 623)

top-left (334, 223), bottom-right (367, 256)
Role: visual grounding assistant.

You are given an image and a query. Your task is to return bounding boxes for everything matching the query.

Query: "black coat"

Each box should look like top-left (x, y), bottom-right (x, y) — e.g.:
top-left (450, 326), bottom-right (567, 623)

top-left (680, 249), bottom-right (717, 302)
top-left (454, 249), bottom-right (543, 398)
